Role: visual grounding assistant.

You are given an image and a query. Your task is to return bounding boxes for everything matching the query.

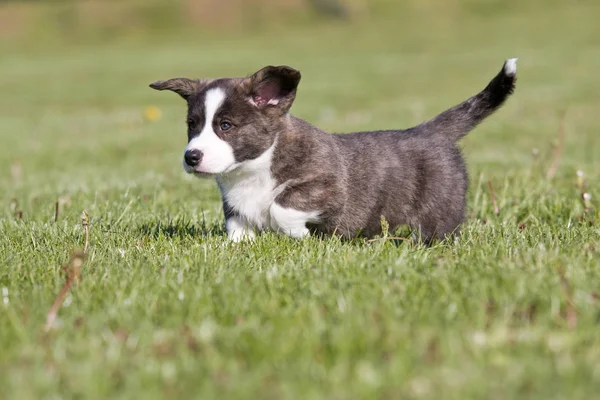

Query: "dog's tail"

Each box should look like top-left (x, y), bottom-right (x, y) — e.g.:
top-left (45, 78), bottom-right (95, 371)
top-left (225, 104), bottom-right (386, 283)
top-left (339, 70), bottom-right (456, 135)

top-left (420, 58), bottom-right (517, 141)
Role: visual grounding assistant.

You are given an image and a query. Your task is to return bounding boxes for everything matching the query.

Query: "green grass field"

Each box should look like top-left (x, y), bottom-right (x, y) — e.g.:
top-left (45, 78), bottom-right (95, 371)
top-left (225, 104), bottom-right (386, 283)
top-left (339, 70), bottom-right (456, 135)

top-left (1, 1), bottom-right (600, 398)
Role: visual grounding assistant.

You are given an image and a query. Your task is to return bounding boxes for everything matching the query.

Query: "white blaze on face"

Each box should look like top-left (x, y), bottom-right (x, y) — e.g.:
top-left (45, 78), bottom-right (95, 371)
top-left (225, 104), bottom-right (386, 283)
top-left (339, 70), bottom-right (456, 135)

top-left (184, 87), bottom-right (236, 174)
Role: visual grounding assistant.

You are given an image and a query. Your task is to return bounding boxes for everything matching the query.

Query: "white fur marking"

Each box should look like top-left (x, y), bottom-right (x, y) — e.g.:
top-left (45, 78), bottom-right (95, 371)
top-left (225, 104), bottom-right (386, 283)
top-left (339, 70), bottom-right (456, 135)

top-left (504, 58), bottom-right (518, 76)
top-left (218, 140), bottom-right (317, 239)
top-left (226, 216), bottom-right (255, 242)
top-left (270, 203), bottom-right (320, 239)
top-left (185, 88), bottom-right (236, 174)
top-left (217, 142), bottom-right (283, 231)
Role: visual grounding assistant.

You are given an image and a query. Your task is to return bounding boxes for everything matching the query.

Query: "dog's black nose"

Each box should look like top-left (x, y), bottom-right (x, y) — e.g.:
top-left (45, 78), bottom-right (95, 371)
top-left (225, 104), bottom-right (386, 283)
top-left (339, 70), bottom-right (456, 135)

top-left (184, 149), bottom-right (203, 167)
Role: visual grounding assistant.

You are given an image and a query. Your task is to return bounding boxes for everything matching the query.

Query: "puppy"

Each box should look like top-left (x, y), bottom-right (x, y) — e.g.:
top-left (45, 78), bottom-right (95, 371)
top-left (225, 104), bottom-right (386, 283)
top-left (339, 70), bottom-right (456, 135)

top-left (150, 58), bottom-right (517, 243)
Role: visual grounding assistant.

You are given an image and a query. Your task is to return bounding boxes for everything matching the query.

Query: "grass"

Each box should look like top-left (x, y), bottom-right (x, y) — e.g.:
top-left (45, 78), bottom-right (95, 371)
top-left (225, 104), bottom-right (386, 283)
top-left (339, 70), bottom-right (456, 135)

top-left (1, 1), bottom-right (600, 398)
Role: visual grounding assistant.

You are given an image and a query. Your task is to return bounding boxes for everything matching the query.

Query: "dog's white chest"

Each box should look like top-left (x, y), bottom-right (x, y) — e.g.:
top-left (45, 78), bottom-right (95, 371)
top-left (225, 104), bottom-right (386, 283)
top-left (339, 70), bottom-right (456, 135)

top-left (214, 142), bottom-right (318, 240)
top-left (216, 143), bottom-right (279, 230)
top-left (218, 172), bottom-right (277, 230)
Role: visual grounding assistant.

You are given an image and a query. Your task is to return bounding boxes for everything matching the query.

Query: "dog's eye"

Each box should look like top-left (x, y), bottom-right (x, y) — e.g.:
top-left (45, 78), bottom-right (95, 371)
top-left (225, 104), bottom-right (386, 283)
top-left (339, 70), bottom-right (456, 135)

top-left (220, 121), bottom-right (232, 131)
top-left (187, 118), bottom-right (196, 126)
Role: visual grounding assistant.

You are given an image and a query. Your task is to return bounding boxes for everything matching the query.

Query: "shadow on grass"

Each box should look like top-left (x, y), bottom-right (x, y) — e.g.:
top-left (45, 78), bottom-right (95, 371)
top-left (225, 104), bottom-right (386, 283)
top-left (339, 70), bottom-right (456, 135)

top-left (138, 219), bottom-right (226, 239)
top-left (139, 221), bottom-right (422, 245)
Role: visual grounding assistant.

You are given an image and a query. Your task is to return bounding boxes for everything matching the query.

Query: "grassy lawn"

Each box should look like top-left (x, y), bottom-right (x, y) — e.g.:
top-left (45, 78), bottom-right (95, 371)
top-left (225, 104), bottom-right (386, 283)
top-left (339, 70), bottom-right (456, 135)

top-left (1, 1), bottom-right (600, 398)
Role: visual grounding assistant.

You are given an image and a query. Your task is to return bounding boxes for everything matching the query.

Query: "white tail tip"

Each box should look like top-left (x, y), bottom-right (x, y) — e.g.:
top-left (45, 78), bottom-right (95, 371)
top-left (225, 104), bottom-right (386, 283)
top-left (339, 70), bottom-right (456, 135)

top-left (504, 58), bottom-right (518, 76)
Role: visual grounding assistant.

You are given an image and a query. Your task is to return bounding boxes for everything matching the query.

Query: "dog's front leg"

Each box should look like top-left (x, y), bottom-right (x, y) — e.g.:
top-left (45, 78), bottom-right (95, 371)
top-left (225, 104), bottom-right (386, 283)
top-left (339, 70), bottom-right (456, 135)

top-left (225, 216), bottom-right (255, 242)
top-left (223, 200), bottom-right (255, 242)
top-left (269, 203), bottom-right (319, 239)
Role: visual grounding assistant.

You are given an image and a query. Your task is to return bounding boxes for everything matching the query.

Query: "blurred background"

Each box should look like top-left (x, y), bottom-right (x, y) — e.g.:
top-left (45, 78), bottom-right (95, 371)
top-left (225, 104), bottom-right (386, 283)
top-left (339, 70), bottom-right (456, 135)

top-left (0, 0), bottom-right (575, 42)
top-left (2, 0), bottom-right (594, 49)
top-left (0, 0), bottom-right (598, 206)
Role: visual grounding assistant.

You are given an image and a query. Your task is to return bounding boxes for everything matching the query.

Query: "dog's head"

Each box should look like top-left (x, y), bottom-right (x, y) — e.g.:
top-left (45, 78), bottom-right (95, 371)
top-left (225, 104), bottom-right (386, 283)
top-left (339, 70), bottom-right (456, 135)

top-left (150, 66), bottom-right (301, 176)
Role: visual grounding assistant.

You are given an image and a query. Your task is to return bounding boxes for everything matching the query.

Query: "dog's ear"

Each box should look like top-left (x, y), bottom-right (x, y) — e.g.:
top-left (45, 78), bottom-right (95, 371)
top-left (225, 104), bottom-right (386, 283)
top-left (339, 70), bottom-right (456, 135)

top-left (245, 66), bottom-right (301, 112)
top-left (149, 78), bottom-right (209, 100)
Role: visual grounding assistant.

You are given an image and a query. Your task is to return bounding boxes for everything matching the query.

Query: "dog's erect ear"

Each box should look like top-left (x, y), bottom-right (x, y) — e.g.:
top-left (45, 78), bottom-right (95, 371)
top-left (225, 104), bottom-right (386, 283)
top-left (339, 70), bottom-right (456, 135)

top-left (246, 66), bottom-right (301, 112)
top-left (149, 78), bottom-right (209, 100)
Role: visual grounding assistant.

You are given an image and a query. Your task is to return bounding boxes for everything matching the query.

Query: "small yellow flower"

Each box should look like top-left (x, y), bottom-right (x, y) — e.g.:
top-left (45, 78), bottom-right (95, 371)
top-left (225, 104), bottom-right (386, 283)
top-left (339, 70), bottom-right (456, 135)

top-left (144, 106), bottom-right (162, 122)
